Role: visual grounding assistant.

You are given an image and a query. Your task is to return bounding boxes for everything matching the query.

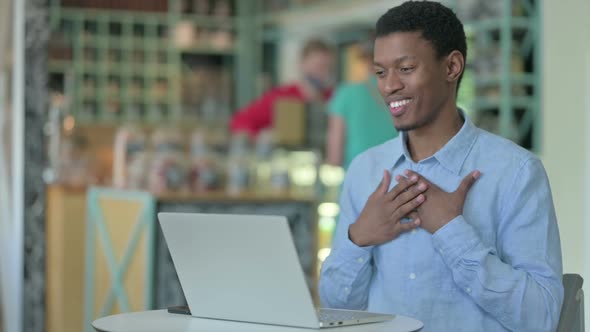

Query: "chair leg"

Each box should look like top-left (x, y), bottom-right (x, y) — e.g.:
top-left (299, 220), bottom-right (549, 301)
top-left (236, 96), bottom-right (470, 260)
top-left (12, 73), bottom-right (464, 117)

top-left (580, 289), bottom-right (585, 332)
top-left (0, 283), bottom-right (3, 332)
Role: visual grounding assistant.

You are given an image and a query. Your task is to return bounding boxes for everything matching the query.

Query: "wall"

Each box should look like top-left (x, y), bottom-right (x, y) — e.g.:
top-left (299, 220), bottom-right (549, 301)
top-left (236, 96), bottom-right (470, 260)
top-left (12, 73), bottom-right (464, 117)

top-left (541, 0), bottom-right (590, 322)
top-left (541, 0), bottom-right (589, 279)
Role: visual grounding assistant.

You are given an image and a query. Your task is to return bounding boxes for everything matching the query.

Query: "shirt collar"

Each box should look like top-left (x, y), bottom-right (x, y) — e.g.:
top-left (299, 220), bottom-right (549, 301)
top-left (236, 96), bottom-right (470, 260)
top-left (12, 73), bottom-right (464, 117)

top-left (392, 109), bottom-right (479, 175)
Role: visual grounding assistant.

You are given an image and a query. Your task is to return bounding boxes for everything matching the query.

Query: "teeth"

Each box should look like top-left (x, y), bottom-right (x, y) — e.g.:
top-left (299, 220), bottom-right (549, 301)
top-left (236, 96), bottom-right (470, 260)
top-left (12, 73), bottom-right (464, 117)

top-left (389, 99), bottom-right (412, 108)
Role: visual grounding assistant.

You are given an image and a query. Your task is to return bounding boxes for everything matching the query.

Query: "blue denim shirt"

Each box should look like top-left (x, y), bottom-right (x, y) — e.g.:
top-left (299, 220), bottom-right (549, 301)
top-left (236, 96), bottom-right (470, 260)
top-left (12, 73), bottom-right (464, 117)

top-left (319, 113), bottom-right (564, 332)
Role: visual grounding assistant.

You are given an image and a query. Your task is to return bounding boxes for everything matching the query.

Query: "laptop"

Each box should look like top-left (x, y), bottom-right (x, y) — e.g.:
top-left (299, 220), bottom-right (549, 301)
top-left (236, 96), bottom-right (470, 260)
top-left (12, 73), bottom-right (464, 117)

top-left (158, 212), bottom-right (395, 329)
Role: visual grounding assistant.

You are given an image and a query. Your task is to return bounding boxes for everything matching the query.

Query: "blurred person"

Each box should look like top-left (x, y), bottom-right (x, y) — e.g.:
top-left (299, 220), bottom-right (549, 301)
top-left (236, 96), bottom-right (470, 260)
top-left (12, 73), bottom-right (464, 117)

top-left (319, 2), bottom-right (563, 332)
top-left (325, 37), bottom-right (398, 169)
top-left (229, 38), bottom-right (334, 137)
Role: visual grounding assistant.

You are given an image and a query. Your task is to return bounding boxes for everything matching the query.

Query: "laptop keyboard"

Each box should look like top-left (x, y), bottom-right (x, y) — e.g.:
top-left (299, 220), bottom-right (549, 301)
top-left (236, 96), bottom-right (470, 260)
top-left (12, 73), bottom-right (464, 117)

top-left (317, 308), bottom-right (381, 323)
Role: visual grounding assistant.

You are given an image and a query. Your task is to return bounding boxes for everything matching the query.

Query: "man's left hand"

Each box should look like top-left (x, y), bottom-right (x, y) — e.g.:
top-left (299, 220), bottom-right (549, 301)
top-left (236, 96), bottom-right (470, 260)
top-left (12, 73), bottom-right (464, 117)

top-left (403, 169), bottom-right (480, 234)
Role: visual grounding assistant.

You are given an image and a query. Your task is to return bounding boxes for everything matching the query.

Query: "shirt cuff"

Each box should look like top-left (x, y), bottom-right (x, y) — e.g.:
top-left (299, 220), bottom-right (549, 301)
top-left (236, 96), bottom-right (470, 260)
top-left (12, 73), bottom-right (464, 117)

top-left (431, 215), bottom-right (482, 268)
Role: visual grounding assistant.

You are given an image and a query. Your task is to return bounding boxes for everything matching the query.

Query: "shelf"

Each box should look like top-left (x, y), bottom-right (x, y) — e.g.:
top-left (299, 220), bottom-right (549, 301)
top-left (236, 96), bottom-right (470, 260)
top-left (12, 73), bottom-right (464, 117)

top-left (474, 73), bottom-right (536, 87)
top-left (57, 8), bottom-right (240, 28)
top-left (157, 189), bottom-right (316, 203)
top-left (49, 1), bottom-right (246, 126)
top-left (177, 45), bottom-right (235, 56)
top-left (77, 36), bottom-right (173, 50)
top-left (70, 121), bottom-right (228, 135)
top-left (465, 17), bottom-right (534, 32)
top-left (49, 59), bottom-right (73, 73)
top-left (469, 96), bottom-right (534, 111)
top-left (59, 8), bottom-right (169, 24)
top-left (77, 37), bottom-right (234, 54)
top-left (179, 14), bottom-right (238, 29)
top-left (72, 63), bottom-right (176, 77)
top-left (257, 0), bottom-right (364, 25)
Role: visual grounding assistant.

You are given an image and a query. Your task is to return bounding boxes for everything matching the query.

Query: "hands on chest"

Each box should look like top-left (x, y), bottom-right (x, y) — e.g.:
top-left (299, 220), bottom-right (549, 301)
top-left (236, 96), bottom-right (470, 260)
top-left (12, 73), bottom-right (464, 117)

top-left (349, 169), bottom-right (480, 247)
top-left (401, 169), bottom-right (480, 234)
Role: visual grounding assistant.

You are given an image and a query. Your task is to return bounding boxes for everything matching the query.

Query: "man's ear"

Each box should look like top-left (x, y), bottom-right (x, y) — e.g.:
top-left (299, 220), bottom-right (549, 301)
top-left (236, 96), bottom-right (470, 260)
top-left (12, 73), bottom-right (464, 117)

top-left (446, 50), bottom-right (465, 84)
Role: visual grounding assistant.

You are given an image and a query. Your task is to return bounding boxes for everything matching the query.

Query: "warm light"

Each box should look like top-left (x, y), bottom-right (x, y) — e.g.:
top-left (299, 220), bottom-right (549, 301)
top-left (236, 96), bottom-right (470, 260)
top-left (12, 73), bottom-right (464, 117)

top-left (256, 162), bottom-right (271, 179)
top-left (290, 165), bottom-right (317, 186)
top-left (318, 202), bottom-right (339, 218)
top-left (288, 151), bottom-right (318, 187)
top-left (289, 151), bottom-right (317, 163)
top-left (319, 217), bottom-right (336, 233)
top-left (319, 164), bottom-right (345, 187)
top-left (317, 248), bottom-right (332, 262)
top-left (63, 115), bottom-right (75, 132)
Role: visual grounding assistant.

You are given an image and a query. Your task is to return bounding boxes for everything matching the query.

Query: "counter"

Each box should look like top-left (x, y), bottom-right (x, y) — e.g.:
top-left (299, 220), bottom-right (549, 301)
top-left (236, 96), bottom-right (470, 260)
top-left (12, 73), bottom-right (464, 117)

top-left (46, 185), bottom-right (319, 332)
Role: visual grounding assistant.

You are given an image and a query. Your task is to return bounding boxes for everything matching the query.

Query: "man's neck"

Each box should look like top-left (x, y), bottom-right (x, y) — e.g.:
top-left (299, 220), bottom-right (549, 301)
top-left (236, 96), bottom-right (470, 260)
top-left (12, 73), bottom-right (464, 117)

top-left (407, 108), bottom-right (464, 162)
top-left (297, 79), bottom-right (322, 102)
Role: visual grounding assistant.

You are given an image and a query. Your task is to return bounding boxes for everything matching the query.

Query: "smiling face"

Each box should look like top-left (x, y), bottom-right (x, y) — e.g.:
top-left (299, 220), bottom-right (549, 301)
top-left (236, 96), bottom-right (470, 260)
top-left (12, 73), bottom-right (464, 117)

top-left (373, 31), bottom-right (461, 132)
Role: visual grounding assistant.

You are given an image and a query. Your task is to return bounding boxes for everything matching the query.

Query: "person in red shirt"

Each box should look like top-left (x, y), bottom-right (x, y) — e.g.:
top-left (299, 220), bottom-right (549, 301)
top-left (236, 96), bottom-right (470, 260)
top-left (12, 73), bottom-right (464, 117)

top-left (230, 39), bottom-right (335, 137)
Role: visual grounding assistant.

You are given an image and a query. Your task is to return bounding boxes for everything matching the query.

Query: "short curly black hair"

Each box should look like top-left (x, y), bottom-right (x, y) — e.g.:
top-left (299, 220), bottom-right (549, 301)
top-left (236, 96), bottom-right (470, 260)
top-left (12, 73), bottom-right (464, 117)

top-left (375, 1), bottom-right (467, 91)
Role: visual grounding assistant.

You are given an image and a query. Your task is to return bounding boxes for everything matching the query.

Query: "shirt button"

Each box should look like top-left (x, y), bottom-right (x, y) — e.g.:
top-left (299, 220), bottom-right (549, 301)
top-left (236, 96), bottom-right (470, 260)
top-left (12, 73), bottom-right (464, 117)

top-left (409, 273), bottom-right (416, 280)
top-left (439, 249), bottom-right (444, 255)
top-left (466, 287), bottom-right (472, 293)
top-left (344, 287), bottom-right (351, 294)
top-left (411, 229), bottom-right (417, 234)
top-left (356, 258), bottom-right (364, 263)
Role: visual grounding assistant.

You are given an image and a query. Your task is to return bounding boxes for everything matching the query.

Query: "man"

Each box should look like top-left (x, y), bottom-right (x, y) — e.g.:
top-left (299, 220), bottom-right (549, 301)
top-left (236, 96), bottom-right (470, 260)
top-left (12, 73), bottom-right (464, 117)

top-left (229, 38), bottom-right (334, 137)
top-left (319, 2), bottom-right (563, 332)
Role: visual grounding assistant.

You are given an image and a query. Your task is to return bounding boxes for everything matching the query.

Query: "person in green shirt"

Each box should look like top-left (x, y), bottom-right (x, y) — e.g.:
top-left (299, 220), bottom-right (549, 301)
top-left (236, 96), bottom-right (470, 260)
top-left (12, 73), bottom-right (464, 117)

top-left (325, 39), bottom-right (398, 169)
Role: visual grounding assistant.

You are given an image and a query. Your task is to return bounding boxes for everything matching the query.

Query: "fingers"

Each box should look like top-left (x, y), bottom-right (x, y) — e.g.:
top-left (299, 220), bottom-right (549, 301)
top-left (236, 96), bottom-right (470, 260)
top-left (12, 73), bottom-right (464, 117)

top-left (395, 218), bottom-right (421, 233)
top-left (404, 169), bottom-right (430, 184)
top-left (383, 205), bottom-right (421, 239)
top-left (373, 169), bottom-right (392, 196)
top-left (407, 211), bottom-right (420, 224)
top-left (395, 173), bottom-right (418, 190)
top-left (456, 170), bottom-right (480, 196)
top-left (404, 169), bottom-right (480, 197)
top-left (386, 175), bottom-right (428, 211)
top-left (384, 173), bottom-right (419, 201)
top-left (403, 170), bottom-right (433, 191)
top-left (392, 211), bottom-right (421, 235)
top-left (391, 193), bottom-right (425, 221)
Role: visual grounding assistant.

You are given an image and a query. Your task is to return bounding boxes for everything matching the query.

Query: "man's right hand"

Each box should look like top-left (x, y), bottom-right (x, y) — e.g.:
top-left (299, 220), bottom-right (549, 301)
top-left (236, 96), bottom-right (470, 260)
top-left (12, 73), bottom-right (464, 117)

top-left (348, 170), bottom-right (428, 247)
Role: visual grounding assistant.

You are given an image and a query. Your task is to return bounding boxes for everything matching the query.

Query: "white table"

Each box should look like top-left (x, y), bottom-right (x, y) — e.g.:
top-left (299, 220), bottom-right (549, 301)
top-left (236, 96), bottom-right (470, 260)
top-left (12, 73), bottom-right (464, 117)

top-left (93, 310), bottom-right (424, 332)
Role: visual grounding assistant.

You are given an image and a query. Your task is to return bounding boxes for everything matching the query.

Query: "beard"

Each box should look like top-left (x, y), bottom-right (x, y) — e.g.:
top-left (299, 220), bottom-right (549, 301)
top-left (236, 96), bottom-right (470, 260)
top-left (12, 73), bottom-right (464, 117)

top-left (394, 107), bottom-right (440, 132)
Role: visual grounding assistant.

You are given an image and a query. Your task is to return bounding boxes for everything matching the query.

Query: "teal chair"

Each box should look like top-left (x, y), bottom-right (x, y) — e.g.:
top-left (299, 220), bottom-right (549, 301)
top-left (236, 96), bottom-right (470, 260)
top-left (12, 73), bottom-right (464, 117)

top-left (557, 274), bottom-right (584, 332)
top-left (84, 187), bottom-right (156, 332)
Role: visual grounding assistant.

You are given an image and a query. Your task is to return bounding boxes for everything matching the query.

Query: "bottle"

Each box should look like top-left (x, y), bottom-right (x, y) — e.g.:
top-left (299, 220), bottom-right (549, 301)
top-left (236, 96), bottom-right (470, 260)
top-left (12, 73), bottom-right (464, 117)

top-left (188, 129), bottom-right (220, 192)
top-left (226, 133), bottom-right (251, 195)
top-left (269, 149), bottom-right (290, 194)
top-left (148, 128), bottom-right (186, 194)
top-left (112, 125), bottom-right (146, 188)
top-left (253, 129), bottom-right (275, 193)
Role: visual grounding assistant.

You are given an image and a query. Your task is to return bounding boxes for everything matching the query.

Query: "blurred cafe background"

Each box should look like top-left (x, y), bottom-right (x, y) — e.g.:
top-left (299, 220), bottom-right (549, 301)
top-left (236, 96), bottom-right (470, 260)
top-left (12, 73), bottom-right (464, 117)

top-left (0, 0), bottom-right (589, 331)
